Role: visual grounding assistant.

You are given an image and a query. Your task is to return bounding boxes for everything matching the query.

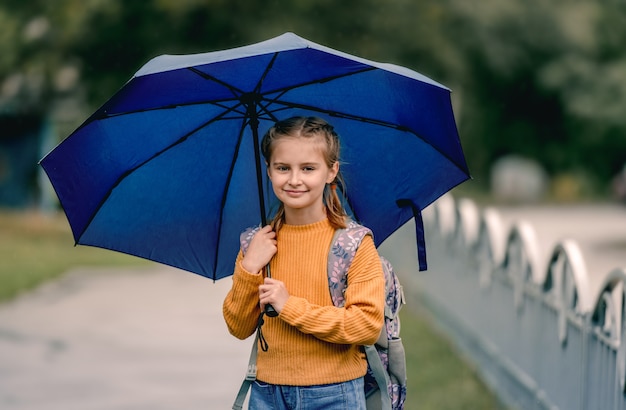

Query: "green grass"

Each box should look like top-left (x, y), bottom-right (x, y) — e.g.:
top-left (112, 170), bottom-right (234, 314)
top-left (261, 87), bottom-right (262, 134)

top-left (1, 210), bottom-right (506, 408)
top-left (0, 210), bottom-right (150, 301)
top-left (401, 306), bottom-right (508, 409)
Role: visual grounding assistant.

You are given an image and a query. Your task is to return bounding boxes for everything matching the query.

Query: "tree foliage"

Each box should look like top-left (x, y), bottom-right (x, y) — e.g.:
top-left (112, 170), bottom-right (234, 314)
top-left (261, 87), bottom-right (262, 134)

top-left (438, 0), bottom-right (626, 186)
top-left (1, 0), bottom-right (625, 193)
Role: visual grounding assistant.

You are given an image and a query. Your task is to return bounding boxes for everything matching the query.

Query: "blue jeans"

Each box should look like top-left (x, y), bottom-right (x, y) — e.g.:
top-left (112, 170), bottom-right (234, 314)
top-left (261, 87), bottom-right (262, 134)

top-left (249, 377), bottom-right (366, 410)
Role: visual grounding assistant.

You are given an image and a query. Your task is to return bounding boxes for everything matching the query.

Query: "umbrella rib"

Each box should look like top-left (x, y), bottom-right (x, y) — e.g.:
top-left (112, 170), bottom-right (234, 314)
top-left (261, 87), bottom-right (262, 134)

top-left (76, 108), bottom-right (238, 244)
top-left (92, 98), bottom-right (248, 121)
top-left (267, 99), bottom-right (410, 131)
top-left (90, 55), bottom-right (280, 122)
top-left (212, 119), bottom-right (248, 277)
top-left (243, 67), bottom-right (405, 133)
top-left (253, 52), bottom-right (279, 94)
top-left (83, 67), bottom-right (252, 122)
top-left (187, 51), bottom-right (278, 102)
top-left (255, 98), bottom-right (282, 123)
top-left (187, 67), bottom-right (246, 99)
top-left (267, 66), bottom-right (377, 100)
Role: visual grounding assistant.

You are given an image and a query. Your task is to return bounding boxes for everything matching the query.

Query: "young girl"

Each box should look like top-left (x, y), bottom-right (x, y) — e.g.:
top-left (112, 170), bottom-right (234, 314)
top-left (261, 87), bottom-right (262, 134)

top-left (223, 116), bottom-right (385, 409)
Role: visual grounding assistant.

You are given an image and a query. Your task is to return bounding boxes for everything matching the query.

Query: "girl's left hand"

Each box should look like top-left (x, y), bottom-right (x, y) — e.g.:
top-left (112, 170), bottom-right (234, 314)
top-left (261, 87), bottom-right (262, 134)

top-left (259, 278), bottom-right (289, 314)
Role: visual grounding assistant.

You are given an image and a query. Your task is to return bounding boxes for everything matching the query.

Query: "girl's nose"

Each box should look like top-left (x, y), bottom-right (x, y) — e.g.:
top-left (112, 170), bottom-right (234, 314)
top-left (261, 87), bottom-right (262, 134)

top-left (288, 172), bottom-right (301, 185)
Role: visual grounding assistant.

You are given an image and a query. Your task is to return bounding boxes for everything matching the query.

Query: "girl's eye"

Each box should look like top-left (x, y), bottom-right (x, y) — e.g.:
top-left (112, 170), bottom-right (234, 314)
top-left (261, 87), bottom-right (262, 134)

top-left (276, 166), bottom-right (289, 172)
top-left (303, 166), bottom-right (315, 172)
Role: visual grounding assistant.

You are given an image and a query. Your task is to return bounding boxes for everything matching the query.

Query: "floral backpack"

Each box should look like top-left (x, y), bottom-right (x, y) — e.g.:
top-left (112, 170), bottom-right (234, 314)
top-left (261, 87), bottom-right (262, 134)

top-left (233, 220), bottom-right (407, 410)
top-left (328, 220), bottom-right (407, 410)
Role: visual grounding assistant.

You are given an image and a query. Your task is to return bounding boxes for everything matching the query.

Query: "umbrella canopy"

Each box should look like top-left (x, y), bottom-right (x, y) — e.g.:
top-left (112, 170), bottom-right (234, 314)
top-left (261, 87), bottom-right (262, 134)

top-left (40, 32), bottom-right (470, 280)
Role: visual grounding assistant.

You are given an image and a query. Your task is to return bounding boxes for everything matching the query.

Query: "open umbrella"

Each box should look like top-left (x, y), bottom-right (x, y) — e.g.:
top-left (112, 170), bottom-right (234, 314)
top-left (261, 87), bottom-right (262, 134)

top-left (39, 32), bottom-right (469, 281)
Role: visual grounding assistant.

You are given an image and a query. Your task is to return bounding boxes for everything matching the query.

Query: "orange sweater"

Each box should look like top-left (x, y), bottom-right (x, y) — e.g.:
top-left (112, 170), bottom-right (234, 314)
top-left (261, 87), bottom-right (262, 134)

top-left (223, 218), bottom-right (385, 386)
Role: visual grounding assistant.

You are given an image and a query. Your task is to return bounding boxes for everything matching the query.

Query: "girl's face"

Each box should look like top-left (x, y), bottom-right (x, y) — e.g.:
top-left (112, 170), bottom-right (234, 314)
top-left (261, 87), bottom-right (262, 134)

top-left (267, 136), bottom-right (339, 225)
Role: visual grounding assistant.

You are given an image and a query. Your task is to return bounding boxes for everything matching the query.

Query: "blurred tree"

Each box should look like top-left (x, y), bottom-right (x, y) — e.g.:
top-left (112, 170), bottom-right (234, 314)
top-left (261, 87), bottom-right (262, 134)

top-left (1, 0), bottom-right (625, 199)
top-left (437, 0), bottom-right (626, 189)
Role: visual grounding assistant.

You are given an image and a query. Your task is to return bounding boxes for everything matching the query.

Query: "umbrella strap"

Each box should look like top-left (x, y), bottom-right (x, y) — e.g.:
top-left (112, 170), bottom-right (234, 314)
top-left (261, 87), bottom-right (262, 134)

top-left (257, 312), bottom-right (269, 352)
top-left (397, 199), bottom-right (427, 271)
top-left (232, 313), bottom-right (268, 409)
top-left (414, 208), bottom-right (427, 271)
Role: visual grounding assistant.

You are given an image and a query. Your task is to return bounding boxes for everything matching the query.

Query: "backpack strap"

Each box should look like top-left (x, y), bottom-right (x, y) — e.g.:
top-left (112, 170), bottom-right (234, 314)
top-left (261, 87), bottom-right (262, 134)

top-left (327, 220), bottom-right (392, 409)
top-left (365, 345), bottom-right (392, 409)
top-left (232, 325), bottom-right (261, 410)
top-left (232, 225), bottom-right (264, 410)
top-left (327, 220), bottom-right (372, 307)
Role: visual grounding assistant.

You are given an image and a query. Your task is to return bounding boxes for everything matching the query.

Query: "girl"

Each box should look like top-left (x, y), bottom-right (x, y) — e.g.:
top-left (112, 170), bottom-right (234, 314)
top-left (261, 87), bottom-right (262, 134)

top-left (223, 116), bottom-right (385, 410)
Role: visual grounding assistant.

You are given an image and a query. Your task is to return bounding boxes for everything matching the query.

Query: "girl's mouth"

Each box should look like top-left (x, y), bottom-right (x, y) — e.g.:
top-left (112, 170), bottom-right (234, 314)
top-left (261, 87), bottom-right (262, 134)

top-left (284, 189), bottom-right (307, 196)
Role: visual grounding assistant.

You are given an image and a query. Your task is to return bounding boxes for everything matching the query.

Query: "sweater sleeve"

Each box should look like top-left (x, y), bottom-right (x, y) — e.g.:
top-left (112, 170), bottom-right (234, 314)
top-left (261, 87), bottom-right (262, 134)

top-left (222, 251), bottom-right (264, 340)
top-left (279, 235), bottom-right (385, 345)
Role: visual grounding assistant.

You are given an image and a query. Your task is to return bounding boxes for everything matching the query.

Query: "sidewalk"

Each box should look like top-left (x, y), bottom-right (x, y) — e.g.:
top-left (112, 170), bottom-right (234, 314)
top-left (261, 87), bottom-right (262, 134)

top-left (0, 266), bottom-right (251, 410)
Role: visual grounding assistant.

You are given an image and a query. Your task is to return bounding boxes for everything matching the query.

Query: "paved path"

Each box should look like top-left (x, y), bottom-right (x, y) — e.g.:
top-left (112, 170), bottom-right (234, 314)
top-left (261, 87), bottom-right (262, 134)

top-left (0, 267), bottom-right (250, 410)
top-left (0, 203), bottom-right (624, 409)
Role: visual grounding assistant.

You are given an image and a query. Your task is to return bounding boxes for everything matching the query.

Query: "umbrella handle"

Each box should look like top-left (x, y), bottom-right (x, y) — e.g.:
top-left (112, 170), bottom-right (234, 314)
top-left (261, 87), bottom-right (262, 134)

top-left (264, 304), bottom-right (279, 317)
top-left (264, 263), bottom-right (279, 317)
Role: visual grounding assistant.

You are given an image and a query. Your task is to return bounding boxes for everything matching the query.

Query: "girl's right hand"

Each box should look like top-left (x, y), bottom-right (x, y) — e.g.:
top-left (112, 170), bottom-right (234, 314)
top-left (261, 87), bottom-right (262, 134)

top-left (241, 225), bottom-right (277, 275)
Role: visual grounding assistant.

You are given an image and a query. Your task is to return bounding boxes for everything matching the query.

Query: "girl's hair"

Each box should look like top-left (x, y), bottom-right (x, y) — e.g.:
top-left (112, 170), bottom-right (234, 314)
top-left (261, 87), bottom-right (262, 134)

top-left (261, 116), bottom-right (348, 232)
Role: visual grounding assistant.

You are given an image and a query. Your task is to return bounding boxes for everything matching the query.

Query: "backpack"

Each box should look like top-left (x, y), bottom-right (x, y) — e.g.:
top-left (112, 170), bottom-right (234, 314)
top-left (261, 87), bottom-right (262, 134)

top-left (328, 220), bottom-right (407, 410)
top-left (232, 221), bottom-right (407, 410)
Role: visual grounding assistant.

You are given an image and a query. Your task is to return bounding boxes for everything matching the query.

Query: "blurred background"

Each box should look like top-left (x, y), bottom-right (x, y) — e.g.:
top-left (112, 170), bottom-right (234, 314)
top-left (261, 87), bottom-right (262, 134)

top-left (1, 2), bottom-right (626, 409)
top-left (1, 0), bottom-right (626, 209)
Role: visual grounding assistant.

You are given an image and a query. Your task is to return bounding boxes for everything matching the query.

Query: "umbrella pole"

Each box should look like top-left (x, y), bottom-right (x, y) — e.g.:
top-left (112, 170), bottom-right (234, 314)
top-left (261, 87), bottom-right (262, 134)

top-left (249, 104), bottom-right (279, 317)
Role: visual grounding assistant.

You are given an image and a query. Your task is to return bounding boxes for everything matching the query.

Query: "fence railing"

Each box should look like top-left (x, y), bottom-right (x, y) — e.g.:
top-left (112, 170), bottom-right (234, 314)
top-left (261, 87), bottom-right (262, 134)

top-left (402, 195), bottom-right (626, 410)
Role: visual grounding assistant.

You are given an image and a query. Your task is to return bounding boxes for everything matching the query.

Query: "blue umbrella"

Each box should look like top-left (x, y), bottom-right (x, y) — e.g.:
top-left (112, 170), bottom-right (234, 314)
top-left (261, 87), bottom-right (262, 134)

top-left (40, 32), bottom-right (469, 281)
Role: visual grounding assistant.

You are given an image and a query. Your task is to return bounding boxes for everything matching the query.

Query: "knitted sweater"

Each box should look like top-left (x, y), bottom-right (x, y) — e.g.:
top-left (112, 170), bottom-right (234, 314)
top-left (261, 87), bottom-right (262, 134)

top-left (223, 218), bottom-right (385, 386)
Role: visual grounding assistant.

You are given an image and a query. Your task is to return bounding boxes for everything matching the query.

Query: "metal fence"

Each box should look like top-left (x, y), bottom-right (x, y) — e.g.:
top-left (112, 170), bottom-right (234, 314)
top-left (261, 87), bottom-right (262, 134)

top-left (402, 195), bottom-right (626, 410)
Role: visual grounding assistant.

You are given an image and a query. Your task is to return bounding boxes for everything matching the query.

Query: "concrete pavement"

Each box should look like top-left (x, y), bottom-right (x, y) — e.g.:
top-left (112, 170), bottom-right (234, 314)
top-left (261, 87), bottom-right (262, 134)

top-left (0, 267), bottom-right (251, 409)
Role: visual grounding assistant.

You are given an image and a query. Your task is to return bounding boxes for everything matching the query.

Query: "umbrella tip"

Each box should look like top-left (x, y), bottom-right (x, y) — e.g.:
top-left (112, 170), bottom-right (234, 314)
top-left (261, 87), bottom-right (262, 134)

top-left (280, 32), bottom-right (299, 40)
top-left (277, 32), bottom-right (307, 45)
